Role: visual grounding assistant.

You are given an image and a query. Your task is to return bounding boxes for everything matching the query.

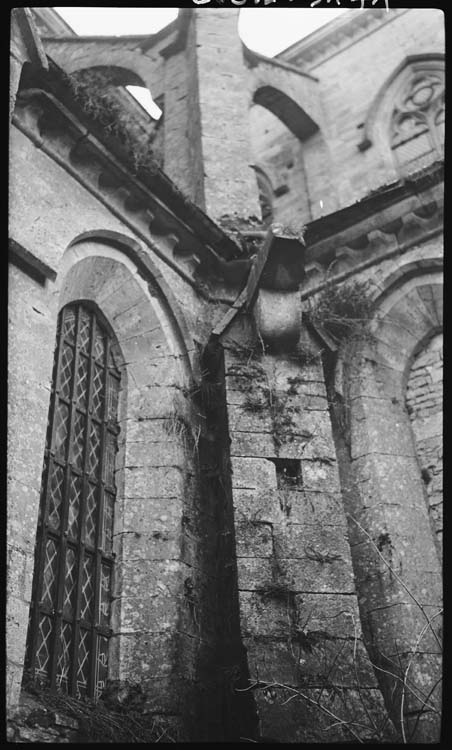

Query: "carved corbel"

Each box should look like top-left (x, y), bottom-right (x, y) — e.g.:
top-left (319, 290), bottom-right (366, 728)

top-left (253, 227), bottom-right (305, 349)
top-left (254, 288), bottom-right (302, 349)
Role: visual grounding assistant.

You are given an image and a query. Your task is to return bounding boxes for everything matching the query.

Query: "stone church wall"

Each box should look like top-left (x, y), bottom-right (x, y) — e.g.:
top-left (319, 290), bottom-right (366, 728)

top-left (406, 332), bottom-right (443, 552)
top-left (281, 8), bottom-right (444, 214)
top-left (8, 6), bottom-right (443, 743)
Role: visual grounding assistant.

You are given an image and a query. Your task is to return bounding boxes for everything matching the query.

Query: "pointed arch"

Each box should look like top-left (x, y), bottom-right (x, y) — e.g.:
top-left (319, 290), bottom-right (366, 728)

top-left (358, 52), bottom-right (444, 168)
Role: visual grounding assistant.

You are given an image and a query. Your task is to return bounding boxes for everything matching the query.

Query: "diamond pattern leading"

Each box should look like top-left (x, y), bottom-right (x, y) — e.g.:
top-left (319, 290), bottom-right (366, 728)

top-left (29, 303), bottom-right (121, 699)
top-left (71, 410), bottom-right (86, 470)
top-left (35, 615), bottom-right (53, 681)
top-left (87, 422), bottom-right (101, 478)
top-left (61, 308), bottom-right (76, 343)
top-left (41, 538), bottom-right (58, 609)
top-left (53, 402), bottom-right (69, 459)
top-left (56, 621), bottom-right (73, 692)
top-left (80, 555), bottom-right (94, 622)
top-left (76, 629), bottom-right (90, 698)
top-left (67, 473), bottom-right (81, 539)
top-left (79, 308), bottom-right (91, 353)
top-left (63, 548), bottom-right (77, 619)
top-left (75, 355), bottom-right (89, 409)
top-left (85, 484), bottom-right (97, 547)
top-left (47, 463), bottom-right (64, 531)
top-left (59, 344), bottom-right (74, 400)
top-left (91, 364), bottom-right (104, 419)
top-left (93, 323), bottom-right (105, 362)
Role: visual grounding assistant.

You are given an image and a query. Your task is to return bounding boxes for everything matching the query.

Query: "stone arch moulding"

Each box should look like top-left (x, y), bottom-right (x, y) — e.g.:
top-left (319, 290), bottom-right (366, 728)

top-left (253, 85), bottom-right (318, 141)
top-left (246, 50), bottom-right (322, 138)
top-left (367, 269), bottom-right (443, 395)
top-left (67, 230), bottom-right (196, 380)
top-left (358, 52), bottom-right (445, 152)
top-left (334, 270), bottom-right (443, 741)
top-left (68, 63), bottom-right (147, 89)
top-left (41, 39), bottom-right (165, 103)
top-left (48, 233), bottom-right (199, 704)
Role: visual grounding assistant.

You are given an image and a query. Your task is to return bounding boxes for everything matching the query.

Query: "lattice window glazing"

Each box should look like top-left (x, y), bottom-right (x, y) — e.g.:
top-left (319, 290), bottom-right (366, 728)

top-left (25, 303), bottom-right (121, 699)
top-left (391, 70), bottom-right (444, 172)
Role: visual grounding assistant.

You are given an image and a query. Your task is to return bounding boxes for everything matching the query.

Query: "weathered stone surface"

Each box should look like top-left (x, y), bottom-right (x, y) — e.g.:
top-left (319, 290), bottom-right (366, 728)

top-left (117, 630), bottom-right (178, 682)
top-left (127, 384), bottom-right (182, 419)
top-left (7, 545), bottom-right (35, 603)
top-left (226, 387), bottom-right (327, 412)
top-left (229, 429), bottom-right (275, 458)
top-left (253, 685), bottom-right (393, 743)
top-left (227, 403), bottom-right (274, 434)
top-left (230, 429), bottom-right (337, 461)
top-left (237, 555), bottom-right (355, 594)
top-left (236, 557), bottom-right (274, 591)
top-left (6, 597), bottom-right (31, 663)
top-left (278, 558), bottom-right (356, 594)
top-left (231, 457), bottom-right (277, 491)
top-left (294, 593), bottom-right (362, 637)
top-left (244, 636), bottom-right (300, 685)
top-left (8, 4), bottom-right (444, 743)
top-left (235, 519), bottom-right (273, 558)
top-left (406, 332), bottom-right (443, 553)
top-left (234, 487), bottom-right (344, 526)
top-left (271, 521), bottom-right (350, 561)
top-left (124, 438), bottom-right (185, 468)
top-left (120, 465), bottom-right (186, 498)
top-left (350, 397), bottom-right (416, 460)
top-left (366, 602), bottom-right (442, 653)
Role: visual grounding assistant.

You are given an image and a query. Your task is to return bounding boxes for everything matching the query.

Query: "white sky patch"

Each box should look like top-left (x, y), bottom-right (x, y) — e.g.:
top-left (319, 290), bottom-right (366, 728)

top-left (126, 86), bottom-right (162, 119)
top-left (238, 7), bottom-right (349, 56)
top-left (53, 7), bottom-right (349, 115)
top-left (53, 7), bottom-right (178, 37)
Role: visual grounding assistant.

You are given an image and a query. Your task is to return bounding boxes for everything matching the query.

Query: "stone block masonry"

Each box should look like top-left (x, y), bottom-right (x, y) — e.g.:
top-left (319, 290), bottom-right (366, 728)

top-left (8, 5), bottom-right (443, 743)
top-left (223, 332), bottom-right (386, 742)
top-left (406, 333), bottom-right (443, 554)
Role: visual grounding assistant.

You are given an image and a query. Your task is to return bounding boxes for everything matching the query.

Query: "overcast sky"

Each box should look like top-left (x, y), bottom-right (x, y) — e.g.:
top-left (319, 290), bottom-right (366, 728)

top-left (54, 7), bottom-right (349, 54)
top-left (53, 6), bottom-right (349, 116)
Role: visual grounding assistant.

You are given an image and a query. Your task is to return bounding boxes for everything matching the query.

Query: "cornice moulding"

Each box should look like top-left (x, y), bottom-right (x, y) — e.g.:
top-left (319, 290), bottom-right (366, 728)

top-left (12, 88), bottom-right (242, 295)
top-left (243, 44), bottom-right (318, 82)
top-left (302, 164), bottom-right (443, 292)
top-left (280, 8), bottom-right (409, 71)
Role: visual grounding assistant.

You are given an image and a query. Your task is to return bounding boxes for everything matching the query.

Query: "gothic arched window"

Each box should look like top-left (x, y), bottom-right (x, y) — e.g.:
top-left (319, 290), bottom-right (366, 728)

top-left (390, 69), bottom-right (444, 172)
top-left (25, 303), bottom-right (121, 699)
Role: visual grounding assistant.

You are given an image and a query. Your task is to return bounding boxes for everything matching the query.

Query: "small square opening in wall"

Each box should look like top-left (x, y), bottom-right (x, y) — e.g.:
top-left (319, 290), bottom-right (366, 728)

top-left (270, 459), bottom-right (303, 490)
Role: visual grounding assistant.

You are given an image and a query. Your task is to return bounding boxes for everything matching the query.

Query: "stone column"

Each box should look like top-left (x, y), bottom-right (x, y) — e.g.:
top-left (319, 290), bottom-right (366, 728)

top-left (162, 9), bottom-right (261, 222)
top-left (221, 315), bottom-right (389, 742)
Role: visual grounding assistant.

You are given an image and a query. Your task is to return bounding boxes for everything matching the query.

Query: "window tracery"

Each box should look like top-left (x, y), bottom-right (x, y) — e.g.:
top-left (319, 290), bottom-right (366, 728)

top-left (390, 69), bottom-right (444, 171)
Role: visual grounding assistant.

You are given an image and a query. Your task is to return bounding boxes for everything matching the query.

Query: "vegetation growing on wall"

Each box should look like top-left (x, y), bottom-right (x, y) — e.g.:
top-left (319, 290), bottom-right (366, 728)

top-left (17, 680), bottom-right (176, 743)
top-left (306, 279), bottom-right (374, 346)
top-left (65, 69), bottom-right (162, 174)
top-left (236, 356), bottom-right (301, 450)
top-left (238, 517), bottom-right (442, 743)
